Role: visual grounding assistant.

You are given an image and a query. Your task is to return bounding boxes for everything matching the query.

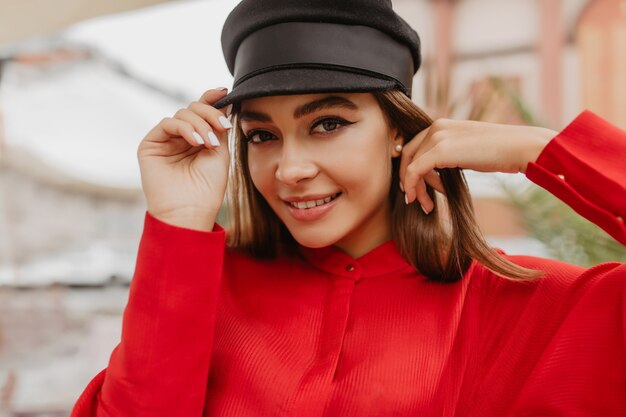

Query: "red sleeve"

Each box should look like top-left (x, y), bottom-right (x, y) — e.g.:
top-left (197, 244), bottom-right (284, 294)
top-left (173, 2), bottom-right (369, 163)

top-left (70, 212), bottom-right (226, 417)
top-left (525, 110), bottom-right (626, 246)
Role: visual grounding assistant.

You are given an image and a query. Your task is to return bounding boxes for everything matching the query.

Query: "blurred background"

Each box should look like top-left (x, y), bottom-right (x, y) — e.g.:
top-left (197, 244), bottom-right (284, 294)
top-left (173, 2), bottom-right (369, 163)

top-left (0, 0), bottom-right (625, 415)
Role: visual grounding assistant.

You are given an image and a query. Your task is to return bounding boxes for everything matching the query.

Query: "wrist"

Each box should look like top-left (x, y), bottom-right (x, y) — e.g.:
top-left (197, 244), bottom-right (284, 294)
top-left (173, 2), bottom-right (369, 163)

top-left (149, 207), bottom-right (218, 232)
top-left (521, 127), bottom-right (557, 173)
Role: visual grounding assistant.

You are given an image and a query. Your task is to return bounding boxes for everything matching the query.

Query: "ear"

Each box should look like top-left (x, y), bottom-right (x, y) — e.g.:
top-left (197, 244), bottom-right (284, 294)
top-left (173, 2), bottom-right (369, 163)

top-left (389, 127), bottom-right (404, 158)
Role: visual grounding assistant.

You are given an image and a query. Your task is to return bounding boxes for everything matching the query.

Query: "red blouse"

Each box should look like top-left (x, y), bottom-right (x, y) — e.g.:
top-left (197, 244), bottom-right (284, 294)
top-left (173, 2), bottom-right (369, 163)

top-left (71, 110), bottom-right (626, 416)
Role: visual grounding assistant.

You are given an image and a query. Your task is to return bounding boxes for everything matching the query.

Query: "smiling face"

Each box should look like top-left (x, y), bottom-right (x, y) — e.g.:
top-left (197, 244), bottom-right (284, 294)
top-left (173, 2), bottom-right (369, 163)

top-left (239, 93), bottom-right (403, 258)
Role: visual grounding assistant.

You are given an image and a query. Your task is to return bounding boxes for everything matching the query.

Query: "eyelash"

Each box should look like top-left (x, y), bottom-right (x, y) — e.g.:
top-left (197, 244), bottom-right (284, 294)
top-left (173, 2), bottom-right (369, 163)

top-left (242, 117), bottom-right (354, 144)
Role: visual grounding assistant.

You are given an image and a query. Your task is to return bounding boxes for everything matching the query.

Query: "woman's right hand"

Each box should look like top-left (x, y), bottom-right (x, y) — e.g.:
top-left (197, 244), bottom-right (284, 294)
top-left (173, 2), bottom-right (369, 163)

top-left (137, 88), bottom-right (232, 231)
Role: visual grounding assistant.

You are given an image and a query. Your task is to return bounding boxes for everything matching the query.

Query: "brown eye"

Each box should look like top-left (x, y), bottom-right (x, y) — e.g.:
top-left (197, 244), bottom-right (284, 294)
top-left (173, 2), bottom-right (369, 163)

top-left (321, 120), bottom-right (338, 131)
top-left (244, 130), bottom-right (276, 144)
top-left (311, 117), bottom-right (353, 134)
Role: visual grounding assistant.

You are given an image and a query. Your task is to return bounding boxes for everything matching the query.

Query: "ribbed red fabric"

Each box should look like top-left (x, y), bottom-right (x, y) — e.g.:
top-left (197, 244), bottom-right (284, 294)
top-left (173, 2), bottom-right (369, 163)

top-left (71, 110), bottom-right (626, 416)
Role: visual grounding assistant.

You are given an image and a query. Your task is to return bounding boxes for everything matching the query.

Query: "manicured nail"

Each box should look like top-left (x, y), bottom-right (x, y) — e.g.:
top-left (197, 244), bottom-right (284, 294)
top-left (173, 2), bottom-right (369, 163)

top-left (420, 204), bottom-right (430, 215)
top-left (399, 181), bottom-right (404, 192)
top-left (226, 104), bottom-right (233, 117)
top-left (218, 115), bottom-right (232, 129)
top-left (207, 131), bottom-right (221, 147)
top-left (404, 193), bottom-right (409, 205)
top-left (192, 131), bottom-right (204, 145)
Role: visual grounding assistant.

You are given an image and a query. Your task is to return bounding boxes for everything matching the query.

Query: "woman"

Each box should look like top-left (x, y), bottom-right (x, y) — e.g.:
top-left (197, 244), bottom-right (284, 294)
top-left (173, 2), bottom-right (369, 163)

top-left (71, 0), bottom-right (626, 416)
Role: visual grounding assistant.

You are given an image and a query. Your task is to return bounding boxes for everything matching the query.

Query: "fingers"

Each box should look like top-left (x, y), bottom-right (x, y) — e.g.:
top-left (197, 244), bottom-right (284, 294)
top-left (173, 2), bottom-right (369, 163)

top-left (404, 147), bottom-right (458, 210)
top-left (424, 170), bottom-right (445, 194)
top-left (145, 86), bottom-right (233, 147)
top-left (188, 101), bottom-right (232, 136)
top-left (174, 108), bottom-right (222, 148)
top-left (412, 179), bottom-right (433, 214)
top-left (155, 117), bottom-right (205, 149)
top-left (398, 128), bottom-right (428, 187)
top-left (403, 168), bottom-right (443, 215)
top-left (398, 126), bottom-right (442, 214)
top-left (190, 87), bottom-right (234, 146)
top-left (199, 88), bottom-right (230, 114)
top-left (398, 119), bottom-right (463, 214)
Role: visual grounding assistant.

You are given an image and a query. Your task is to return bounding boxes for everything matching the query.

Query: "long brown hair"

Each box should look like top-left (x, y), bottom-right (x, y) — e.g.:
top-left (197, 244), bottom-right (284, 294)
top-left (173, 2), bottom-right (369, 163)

top-left (225, 90), bottom-right (541, 282)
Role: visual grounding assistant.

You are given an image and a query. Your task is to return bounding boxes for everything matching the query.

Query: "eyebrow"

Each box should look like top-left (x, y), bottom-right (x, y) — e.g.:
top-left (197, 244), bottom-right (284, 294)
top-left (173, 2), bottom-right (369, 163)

top-left (238, 96), bottom-right (359, 123)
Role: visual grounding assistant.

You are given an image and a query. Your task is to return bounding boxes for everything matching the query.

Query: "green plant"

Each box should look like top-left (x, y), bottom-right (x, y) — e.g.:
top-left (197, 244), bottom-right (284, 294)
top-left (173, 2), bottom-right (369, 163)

top-left (503, 183), bottom-right (626, 265)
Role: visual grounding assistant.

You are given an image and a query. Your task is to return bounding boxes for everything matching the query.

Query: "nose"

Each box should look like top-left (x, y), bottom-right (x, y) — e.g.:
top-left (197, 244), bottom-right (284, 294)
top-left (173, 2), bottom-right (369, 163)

top-left (275, 141), bottom-right (318, 185)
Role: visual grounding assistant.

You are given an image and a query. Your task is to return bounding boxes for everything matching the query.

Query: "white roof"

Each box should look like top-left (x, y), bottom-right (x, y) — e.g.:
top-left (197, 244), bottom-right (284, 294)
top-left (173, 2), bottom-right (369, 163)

top-left (1, 0), bottom-right (239, 189)
top-left (2, 54), bottom-right (186, 188)
top-left (61, 0), bottom-right (239, 98)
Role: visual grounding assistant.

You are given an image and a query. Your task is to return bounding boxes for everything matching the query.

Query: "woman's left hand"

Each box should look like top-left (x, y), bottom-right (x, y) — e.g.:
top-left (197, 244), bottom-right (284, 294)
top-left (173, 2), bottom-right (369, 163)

top-left (399, 119), bottom-right (558, 213)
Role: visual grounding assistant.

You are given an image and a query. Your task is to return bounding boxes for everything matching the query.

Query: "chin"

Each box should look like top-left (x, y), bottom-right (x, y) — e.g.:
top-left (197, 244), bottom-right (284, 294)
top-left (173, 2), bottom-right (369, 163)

top-left (287, 229), bottom-right (341, 249)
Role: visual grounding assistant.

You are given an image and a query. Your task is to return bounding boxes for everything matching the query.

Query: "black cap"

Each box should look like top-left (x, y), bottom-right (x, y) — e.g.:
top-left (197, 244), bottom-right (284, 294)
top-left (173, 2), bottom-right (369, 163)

top-left (213, 0), bottom-right (421, 109)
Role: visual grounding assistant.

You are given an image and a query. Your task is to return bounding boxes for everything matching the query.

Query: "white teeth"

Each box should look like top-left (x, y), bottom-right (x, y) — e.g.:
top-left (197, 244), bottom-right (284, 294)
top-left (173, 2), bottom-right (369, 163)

top-left (290, 193), bottom-right (339, 209)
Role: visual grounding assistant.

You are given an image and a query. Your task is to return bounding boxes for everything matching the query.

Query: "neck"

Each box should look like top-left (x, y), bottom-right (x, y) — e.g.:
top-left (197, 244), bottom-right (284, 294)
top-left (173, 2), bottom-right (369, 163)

top-left (335, 232), bottom-right (392, 258)
top-left (333, 206), bottom-right (392, 258)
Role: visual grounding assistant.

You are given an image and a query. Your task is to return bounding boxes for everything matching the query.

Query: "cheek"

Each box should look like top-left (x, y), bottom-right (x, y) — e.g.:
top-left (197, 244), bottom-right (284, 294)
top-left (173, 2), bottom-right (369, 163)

top-left (247, 152), bottom-right (274, 194)
top-left (331, 136), bottom-right (392, 188)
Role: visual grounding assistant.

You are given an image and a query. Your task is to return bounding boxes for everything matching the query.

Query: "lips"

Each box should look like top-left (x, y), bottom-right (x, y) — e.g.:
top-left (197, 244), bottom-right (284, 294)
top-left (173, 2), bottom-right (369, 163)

top-left (285, 193), bottom-right (341, 209)
top-left (283, 192), bottom-right (342, 222)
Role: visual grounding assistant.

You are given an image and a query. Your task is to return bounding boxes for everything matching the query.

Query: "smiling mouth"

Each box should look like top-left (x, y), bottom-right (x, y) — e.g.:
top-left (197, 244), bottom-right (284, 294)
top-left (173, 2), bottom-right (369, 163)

top-left (287, 193), bottom-right (341, 209)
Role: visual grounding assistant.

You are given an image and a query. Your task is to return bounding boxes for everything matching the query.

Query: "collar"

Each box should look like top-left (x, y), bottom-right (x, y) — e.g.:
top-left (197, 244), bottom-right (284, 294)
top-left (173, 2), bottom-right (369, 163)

top-left (297, 239), bottom-right (415, 280)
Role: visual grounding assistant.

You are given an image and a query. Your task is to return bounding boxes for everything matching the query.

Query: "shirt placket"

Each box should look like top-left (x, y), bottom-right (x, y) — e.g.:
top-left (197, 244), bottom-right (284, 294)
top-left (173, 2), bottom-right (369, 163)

top-left (287, 262), bottom-right (362, 417)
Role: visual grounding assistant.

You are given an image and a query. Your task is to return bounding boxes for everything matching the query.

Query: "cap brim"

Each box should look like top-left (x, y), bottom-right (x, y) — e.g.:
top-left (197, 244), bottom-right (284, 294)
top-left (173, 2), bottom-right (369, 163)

top-left (212, 67), bottom-right (398, 109)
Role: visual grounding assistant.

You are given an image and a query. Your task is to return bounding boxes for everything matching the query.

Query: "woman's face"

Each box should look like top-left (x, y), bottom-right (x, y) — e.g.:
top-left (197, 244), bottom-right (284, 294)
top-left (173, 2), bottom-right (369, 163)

top-left (239, 93), bottom-right (402, 257)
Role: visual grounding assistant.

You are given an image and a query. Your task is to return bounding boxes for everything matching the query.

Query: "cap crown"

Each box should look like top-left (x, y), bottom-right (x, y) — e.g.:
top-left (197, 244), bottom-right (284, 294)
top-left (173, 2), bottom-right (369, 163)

top-left (220, 0), bottom-right (421, 75)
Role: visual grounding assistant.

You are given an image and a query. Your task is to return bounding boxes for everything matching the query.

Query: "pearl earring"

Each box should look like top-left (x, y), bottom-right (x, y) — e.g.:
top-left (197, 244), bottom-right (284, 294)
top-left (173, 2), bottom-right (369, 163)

top-left (395, 144), bottom-right (403, 152)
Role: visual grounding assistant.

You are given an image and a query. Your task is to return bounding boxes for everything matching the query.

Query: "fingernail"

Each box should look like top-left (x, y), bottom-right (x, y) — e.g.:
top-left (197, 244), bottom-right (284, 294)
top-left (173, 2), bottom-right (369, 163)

top-left (420, 204), bottom-right (430, 215)
top-left (192, 131), bottom-right (204, 145)
top-left (226, 104), bottom-right (233, 117)
top-left (218, 115), bottom-right (232, 129)
top-left (399, 181), bottom-right (404, 192)
top-left (217, 87), bottom-right (228, 91)
top-left (404, 193), bottom-right (409, 205)
top-left (207, 131), bottom-right (221, 147)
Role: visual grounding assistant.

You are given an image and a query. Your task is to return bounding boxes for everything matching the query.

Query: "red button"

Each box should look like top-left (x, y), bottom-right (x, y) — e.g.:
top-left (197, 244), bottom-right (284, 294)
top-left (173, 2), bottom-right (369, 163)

top-left (345, 265), bottom-right (355, 272)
